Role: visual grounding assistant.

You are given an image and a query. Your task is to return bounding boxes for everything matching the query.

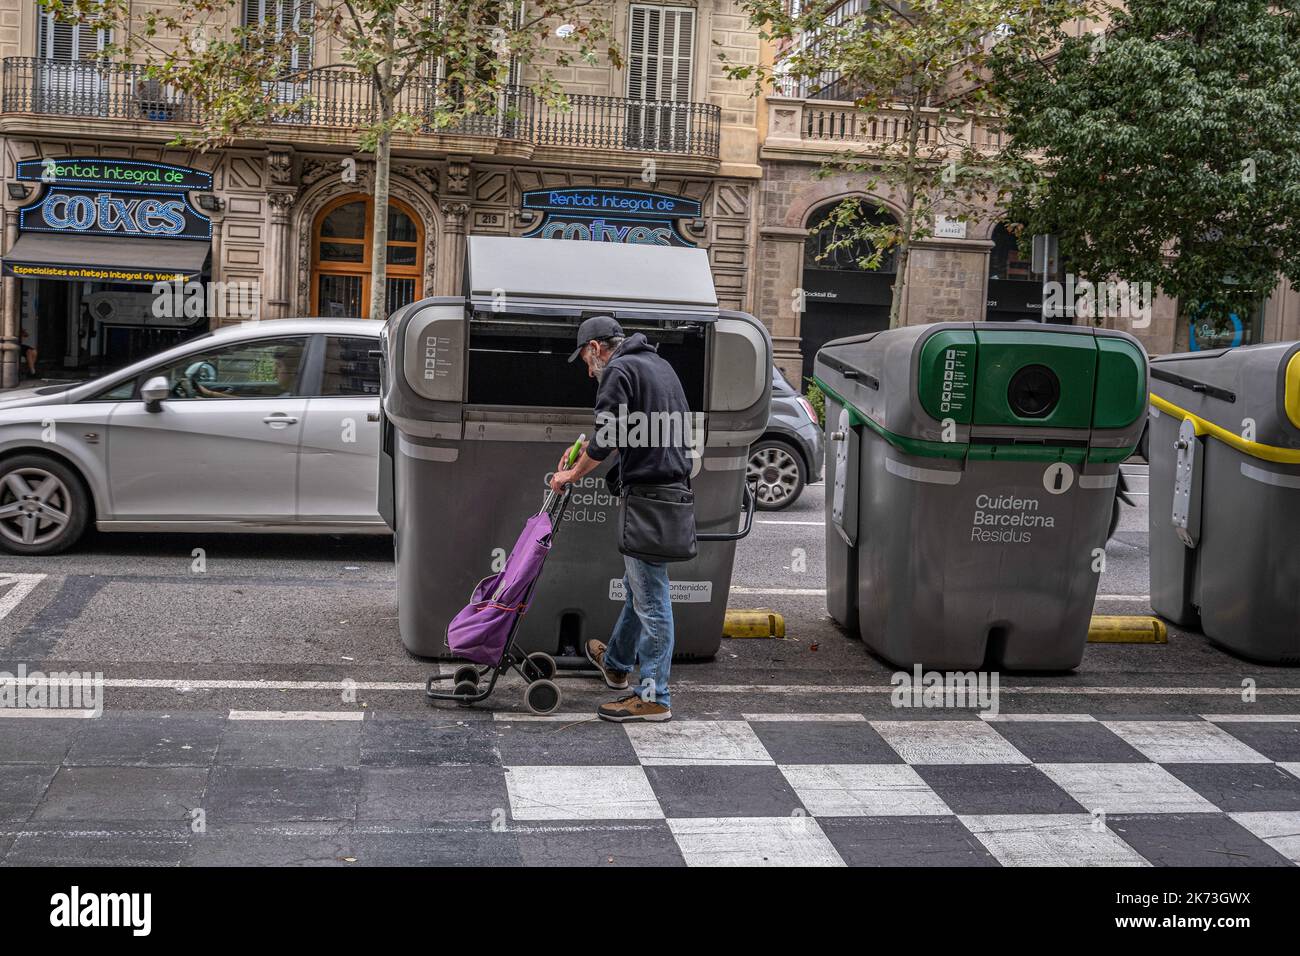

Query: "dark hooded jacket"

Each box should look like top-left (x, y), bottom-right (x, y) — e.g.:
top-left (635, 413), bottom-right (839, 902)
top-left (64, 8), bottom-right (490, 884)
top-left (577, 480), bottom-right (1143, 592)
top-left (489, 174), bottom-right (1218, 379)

top-left (585, 332), bottom-right (692, 487)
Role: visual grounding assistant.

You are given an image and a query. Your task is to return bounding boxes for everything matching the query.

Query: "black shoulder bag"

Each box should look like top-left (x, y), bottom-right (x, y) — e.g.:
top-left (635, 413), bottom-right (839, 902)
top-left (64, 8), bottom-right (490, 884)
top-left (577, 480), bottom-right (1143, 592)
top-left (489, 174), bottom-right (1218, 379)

top-left (617, 480), bottom-right (697, 563)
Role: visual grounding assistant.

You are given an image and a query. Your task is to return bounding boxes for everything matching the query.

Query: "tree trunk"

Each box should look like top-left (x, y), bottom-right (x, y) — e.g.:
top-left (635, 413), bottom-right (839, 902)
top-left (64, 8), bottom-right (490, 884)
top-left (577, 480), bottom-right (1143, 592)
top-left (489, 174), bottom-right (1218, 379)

top-left (888, 92), bottom-right (926, 329)
top-left (368, 18), bottom-right (396, 322)
top-left (368, 120), bottom-right (392, 321)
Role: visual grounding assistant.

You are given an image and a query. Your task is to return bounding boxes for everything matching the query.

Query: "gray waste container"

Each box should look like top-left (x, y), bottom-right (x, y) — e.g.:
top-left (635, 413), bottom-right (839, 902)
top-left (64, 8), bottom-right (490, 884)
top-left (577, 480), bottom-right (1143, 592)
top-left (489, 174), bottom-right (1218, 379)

top-left (815, 322), bottom-right (1148, 670)
top-left (378, 236), bottom-right (771, 660)
top-left (1148, 342), bottom-right (1300, 663)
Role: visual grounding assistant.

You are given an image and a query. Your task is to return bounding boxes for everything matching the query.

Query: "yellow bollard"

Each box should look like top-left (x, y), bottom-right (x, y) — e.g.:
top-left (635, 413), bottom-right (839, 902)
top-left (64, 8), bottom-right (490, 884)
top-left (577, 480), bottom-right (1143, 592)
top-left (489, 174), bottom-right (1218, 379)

top-left (1088, 615), bottom-right (1168, 644)
top-left (723, 608), bottom-right (786, 638)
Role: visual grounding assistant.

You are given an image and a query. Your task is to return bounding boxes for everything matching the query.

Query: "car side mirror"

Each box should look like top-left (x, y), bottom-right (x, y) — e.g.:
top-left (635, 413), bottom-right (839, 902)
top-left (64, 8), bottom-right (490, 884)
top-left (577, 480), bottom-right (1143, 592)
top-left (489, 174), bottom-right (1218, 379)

top-left (141, 375), bottom-right (170, 412)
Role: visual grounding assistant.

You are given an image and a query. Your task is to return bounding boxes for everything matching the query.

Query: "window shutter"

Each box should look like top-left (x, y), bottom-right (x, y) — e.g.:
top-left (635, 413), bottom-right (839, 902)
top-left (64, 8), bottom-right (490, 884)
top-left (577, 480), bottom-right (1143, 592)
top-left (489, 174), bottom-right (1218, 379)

top-left (243, 0), bottom-right (314, 72)
top-left (38, 12), bottom-right (103, 61)
top-left (627, 5), bottom-right (694, 102)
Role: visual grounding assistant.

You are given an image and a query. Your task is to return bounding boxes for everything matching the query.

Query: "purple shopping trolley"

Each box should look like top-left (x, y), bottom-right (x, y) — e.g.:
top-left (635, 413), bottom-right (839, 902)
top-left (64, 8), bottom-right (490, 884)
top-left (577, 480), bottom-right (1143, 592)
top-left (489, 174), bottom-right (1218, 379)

top-left (425, 486), bottom-right (571, 714)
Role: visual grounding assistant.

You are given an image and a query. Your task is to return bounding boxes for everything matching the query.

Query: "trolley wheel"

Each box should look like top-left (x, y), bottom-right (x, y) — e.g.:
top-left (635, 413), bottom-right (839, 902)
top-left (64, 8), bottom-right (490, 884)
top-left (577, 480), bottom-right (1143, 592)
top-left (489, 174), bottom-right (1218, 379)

top-left (454, 679), bottom-right (479, 704)
top-left (524, 652), bottom-right (557, 682)
top-left (453, 665), bottom-right (480, 687)
top-left (524, 679), bottom-right (561, 715)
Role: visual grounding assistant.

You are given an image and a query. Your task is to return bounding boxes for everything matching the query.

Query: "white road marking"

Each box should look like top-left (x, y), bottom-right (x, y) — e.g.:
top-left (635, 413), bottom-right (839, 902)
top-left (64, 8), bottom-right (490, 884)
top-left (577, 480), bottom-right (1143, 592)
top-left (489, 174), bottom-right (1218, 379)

top-left (2, 676), bottom-right (428, 692)
top-left (492, 712), bottom-right (596, 723)
top-left (0, 573), bottom-right (46, 621)
top-left (625, 720), bottom-right (773, 766)
top-left (779, 764), bottom-right (949, 817)
top-left (678, 684), bottom-right (1300, 696)
top-left (1101, 720), bottom-right (1272, 763)
top-left (728, 586), bottom-right (1151, 602)
top-left (1228, 812), bottom-right (1300, 865)
top-left (668, 817), bottom-right (845, 867)
top-left (756, 520), bottom-right (825, 526)
top-left (504, 765), bottom-right (663, 820)
top-left (743, 713), bottom-right (867, 722)
top-left (730, 586), bottom-right (826, 595)
top-left (961, 814), bottom-right (1149, 867)
top-left (227, 710), bottom-right (365, 721)
top-left (980, 713), bottom-right (1096, 722)
top-left (1037, 763), bottom-right (1219, 813)
top-left (0, 708), bottom-right (98, 718)
top-left (870, 720), bottom-right (1030, 765)
top-left (1202, 714), bottom-right (1300, 722)
top-left (4, 674), bottom-right (1300, 698)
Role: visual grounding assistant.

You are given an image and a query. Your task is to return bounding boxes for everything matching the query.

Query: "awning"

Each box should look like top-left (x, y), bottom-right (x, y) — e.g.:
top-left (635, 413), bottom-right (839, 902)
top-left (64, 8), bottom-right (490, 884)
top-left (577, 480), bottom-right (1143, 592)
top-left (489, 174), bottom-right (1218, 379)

top-left (1, 234), bottom-right (210, 284)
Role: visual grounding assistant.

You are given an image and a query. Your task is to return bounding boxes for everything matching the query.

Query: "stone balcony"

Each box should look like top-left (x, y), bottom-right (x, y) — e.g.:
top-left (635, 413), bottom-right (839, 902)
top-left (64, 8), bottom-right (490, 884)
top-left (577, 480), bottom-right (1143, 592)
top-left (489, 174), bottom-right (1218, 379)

top-left (763, 94), bottom-right (1008, 162)
top-left (0, 58), bottom-right (724, 173)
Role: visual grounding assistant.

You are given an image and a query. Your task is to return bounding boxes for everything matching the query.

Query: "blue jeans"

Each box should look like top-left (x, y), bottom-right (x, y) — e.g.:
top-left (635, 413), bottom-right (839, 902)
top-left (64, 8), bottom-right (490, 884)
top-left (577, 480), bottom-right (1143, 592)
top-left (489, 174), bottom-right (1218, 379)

top-left (603, 555), bottom-right (673, 708)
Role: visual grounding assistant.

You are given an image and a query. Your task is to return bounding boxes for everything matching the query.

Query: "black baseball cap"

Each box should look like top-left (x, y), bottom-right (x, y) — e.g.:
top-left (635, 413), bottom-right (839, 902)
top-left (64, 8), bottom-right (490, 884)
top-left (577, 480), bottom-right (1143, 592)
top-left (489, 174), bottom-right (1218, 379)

top-left (567, 315), bottom-right (625, 363)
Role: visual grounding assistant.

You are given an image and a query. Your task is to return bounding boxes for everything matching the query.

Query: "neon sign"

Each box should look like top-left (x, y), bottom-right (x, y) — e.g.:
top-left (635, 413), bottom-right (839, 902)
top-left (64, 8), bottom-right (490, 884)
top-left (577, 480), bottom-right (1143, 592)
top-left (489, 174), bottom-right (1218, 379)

top-left (16, 157), bottom-right (212, 192)
top-left (522, 188), bottom-right (701, 247)
top-left (19, 188), bottom-right (211, 240)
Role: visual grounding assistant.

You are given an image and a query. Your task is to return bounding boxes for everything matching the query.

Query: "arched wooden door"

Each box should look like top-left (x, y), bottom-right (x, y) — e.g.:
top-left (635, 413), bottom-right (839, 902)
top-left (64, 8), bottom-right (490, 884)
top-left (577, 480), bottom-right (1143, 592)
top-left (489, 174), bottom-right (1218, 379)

top-left (311, 195), bottom-right (423, 318)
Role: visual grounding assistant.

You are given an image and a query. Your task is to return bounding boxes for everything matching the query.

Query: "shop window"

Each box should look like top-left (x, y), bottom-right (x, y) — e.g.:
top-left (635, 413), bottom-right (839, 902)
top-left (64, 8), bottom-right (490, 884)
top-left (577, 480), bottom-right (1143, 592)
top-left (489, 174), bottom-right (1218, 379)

top-left (1188, 299), bottom-right (1265, 351)
top-left (986, 223), bottom-right (1072, 324)
top-left (311, 196), bottom-right (423, 319)
top-left (988, 224), bottom-right (1036, 281)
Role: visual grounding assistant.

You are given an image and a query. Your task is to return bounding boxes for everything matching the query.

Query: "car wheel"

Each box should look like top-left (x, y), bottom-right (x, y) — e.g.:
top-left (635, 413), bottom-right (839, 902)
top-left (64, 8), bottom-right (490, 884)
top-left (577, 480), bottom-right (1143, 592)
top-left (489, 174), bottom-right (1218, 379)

top-left (0, 454), bottom-right (90, 555)
top-left (748, 439), bottom-right (806, 511)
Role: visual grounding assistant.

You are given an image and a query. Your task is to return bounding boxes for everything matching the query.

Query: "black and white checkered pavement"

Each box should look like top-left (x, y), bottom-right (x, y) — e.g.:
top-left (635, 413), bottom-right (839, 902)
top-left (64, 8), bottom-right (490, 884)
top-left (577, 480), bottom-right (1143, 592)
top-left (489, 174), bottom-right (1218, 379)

top-left (3, 709), bottom-right (1300, 866)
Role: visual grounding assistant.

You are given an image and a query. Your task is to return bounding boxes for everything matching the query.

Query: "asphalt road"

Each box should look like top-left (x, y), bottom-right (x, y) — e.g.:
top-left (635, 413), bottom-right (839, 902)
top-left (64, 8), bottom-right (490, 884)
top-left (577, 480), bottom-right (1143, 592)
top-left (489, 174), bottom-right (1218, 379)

top-left (0, 463), bottom-right (1290, 715)
top-left (2, 464), bottom-right (1299, 866)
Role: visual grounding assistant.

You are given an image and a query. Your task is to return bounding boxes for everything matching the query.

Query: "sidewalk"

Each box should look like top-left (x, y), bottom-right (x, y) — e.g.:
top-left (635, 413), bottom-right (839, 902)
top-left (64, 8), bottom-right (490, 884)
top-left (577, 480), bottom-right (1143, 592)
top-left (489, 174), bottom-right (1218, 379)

top-left (2, 707), bottom-right (1298, 866)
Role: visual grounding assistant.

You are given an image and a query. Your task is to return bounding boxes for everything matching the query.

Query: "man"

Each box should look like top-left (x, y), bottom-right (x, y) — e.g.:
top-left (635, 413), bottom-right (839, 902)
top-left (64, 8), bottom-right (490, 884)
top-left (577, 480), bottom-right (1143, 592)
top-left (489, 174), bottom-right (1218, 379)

top-left (549, 315), bottom-right (691, 723)
top-left (195, 348), bottom-right (297, 398)
top-left (18, 327), bottom-right (36, 378)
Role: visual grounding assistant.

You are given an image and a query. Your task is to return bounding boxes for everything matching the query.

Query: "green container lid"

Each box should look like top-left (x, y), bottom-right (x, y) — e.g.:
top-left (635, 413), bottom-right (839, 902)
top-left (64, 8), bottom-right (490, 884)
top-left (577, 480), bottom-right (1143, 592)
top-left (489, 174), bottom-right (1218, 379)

top-left (1092, 336), bottom-right (1147, 429)
top-left (970, 330), bottom-right (1098, 429)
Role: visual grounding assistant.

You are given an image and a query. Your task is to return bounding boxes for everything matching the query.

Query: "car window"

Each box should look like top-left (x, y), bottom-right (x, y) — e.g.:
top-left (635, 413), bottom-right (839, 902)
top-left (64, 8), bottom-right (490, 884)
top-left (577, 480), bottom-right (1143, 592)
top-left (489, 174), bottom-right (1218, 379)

top-left (147, 337), bottom-right (309, 400)
top-left (92, 379), bottom-right (138, 401)
top-left (319, 336), bottom-right (380, 397)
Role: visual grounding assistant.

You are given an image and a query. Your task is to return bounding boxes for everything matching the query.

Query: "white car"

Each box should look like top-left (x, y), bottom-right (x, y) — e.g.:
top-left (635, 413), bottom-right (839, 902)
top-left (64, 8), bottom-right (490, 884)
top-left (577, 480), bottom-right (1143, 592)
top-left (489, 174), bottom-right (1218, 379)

top-left (0, 318), bottom-right (387, 555)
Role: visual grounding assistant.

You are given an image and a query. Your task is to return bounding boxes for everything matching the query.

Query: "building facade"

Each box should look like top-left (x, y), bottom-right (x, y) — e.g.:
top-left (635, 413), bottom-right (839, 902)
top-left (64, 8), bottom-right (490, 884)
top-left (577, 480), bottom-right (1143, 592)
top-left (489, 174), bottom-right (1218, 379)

top-left (756, 40), bottom-right (1300, 387)
top-left (0, 0), bottom-right (765, 386)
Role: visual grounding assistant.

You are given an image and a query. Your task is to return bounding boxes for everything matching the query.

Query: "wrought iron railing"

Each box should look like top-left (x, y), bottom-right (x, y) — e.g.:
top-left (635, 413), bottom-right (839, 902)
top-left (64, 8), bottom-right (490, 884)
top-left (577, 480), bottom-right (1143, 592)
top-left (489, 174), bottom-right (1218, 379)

top-left (0, 58), bottom-right (722, 159)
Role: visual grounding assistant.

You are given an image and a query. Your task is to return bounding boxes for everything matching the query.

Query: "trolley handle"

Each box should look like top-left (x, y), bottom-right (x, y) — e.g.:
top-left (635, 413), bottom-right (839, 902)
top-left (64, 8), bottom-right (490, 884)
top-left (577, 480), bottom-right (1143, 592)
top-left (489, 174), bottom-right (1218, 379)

top-left (697, 478), bottom-right (757, 542)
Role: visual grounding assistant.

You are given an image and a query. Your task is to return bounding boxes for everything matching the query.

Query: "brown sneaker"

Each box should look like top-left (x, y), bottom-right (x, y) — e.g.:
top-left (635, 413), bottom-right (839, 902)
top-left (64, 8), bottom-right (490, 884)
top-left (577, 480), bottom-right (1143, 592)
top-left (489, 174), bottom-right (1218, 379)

top-left (597, 695), bottom-right (672, 723)
top-left (585, 640), bottom-right (631, 690)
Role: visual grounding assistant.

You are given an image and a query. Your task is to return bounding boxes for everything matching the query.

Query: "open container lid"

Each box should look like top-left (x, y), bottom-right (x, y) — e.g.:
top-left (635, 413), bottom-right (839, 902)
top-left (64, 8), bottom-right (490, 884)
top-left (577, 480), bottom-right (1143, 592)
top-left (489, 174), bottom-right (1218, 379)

top-left (465, 235), bottom-right (719, 319)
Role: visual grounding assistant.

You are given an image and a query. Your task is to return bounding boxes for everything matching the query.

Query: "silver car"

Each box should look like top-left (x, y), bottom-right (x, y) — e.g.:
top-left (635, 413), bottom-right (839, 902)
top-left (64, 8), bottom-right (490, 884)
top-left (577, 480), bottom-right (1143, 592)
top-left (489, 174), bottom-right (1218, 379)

top-left (747, 367), bottom-right (825, 510)
top-left (0, 319), bottom-right (387, 555)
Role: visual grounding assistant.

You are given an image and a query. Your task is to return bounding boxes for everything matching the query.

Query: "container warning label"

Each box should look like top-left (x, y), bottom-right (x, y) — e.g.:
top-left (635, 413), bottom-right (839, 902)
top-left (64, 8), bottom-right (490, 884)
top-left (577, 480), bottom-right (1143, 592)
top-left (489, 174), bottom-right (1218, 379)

top-left (939, 347), bottom-right (971, 416)
top-left (609, 579), bottom-right (713, 603)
